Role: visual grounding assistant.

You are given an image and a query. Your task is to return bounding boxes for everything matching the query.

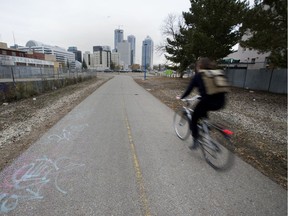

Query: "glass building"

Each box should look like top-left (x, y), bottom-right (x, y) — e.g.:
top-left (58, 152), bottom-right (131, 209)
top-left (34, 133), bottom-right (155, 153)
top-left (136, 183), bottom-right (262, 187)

top-left (117, 40), bottom-right (130, 70)
top-left (68, 46), bottom-right (82, 62)
top-left (141, 36), bottom-right (154, 70)
top-left (114, 29), bottom-right (124, 51)
top-left (127, 35), bottom-right (136, 65)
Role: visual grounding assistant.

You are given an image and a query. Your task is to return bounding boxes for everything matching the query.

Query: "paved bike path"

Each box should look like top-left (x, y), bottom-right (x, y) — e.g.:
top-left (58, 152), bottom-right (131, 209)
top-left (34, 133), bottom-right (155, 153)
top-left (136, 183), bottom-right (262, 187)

top-left (0, 75), bottom-right (286, 215)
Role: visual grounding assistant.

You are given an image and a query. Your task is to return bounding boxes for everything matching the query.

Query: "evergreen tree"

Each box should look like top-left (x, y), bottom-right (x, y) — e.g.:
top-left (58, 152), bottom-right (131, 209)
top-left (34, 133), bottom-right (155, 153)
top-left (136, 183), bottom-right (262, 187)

top-left (182, 0), bottom-right (249, 60)
top-left (165, 0), bottom-right (249, 76)
top-left (240, 0), bottom-right (287, 68)
top-left (165, 32), bottom-right (191, 73)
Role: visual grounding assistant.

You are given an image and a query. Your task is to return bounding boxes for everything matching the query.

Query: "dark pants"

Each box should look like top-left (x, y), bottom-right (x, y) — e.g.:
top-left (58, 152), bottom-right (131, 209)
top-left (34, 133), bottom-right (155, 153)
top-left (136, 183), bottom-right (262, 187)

top-left (191, 93), bottom-right (225, 139)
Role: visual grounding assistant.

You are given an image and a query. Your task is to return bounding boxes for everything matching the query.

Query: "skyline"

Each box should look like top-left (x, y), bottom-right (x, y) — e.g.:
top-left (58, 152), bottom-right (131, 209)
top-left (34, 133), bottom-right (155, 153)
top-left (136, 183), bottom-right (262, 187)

top-left (0, 0), bottom-right (191, 65)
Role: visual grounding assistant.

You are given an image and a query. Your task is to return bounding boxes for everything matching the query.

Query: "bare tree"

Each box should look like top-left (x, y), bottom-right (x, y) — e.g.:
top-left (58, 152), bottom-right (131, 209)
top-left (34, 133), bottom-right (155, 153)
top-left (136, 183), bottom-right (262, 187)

top-left (156, 13), bottom-right (185, 63)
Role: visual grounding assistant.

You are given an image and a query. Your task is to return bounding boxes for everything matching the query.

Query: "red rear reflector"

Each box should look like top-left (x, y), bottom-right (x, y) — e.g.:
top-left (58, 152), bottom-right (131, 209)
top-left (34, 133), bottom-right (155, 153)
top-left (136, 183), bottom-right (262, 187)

top-left (222, 129), bottom-right (233, 135)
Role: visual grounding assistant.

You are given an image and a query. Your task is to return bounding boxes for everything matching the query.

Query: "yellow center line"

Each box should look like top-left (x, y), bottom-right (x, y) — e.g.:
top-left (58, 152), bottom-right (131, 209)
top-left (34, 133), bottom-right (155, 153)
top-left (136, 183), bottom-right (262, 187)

top-left (122, 95), bottom-right (151, 216)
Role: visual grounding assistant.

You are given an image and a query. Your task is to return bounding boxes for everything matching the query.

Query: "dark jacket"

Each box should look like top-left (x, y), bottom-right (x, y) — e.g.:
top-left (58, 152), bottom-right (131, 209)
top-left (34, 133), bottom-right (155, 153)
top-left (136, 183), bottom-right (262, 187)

top-left (180, 73), bottom-right (207, 99)
top-left (180, 72), bottom-right (226, 104)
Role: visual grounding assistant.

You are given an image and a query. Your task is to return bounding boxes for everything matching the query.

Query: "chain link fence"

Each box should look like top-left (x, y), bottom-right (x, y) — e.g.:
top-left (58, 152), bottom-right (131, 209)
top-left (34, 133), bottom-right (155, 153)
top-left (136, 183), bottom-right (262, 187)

top-left (0, 65), bottom-right (99, 103)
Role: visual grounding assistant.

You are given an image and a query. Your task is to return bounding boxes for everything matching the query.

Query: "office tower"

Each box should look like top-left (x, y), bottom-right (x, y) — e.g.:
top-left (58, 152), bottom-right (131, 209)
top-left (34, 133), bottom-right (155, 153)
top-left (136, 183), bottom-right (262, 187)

top-left (83, 51), bottom-right (91, 66)
top-left (127, 35), bottom-right (136, 65)
top-left (93, 46), bottom-right (111, 52)
top-left (141, 36), bottom-right (154, 70)
top-left (68, 46), bottom-right (82, 62)
top-left (117, 40), bottom-right (131, 70)
top-left (83, 51), bottom-right (111, 70)
top-left (87, 46), bottom-right (111, 69)
top-left (111, 52), bottom-right (121, 67)
top-left (114, 29), bottom-right (124, 51)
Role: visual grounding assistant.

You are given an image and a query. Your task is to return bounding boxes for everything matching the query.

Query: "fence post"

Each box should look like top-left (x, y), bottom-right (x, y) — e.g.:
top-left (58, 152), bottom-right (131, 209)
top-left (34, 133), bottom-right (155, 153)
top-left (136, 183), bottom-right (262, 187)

top-left (243, 68), bottom-right (248, 88)
top-left (268, 68), bottom-right (274, 92)
top-left (40, 66), bottom-right (43, 79)
top-left (11, 67), bottom-right (16, 87)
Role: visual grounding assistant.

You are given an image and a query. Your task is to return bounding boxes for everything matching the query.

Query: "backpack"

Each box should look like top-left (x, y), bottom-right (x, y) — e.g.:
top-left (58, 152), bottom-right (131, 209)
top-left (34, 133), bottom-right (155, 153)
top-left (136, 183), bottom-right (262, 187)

top-left (199, 69), bottom-right (230, 95)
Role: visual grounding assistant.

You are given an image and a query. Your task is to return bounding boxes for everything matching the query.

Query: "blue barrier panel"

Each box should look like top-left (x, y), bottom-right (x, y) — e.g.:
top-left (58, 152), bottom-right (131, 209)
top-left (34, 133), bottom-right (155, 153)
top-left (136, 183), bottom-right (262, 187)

top-left (269, 69), bottom-right (287, 94)
top-left (245, 69), bottom-right (271, 91)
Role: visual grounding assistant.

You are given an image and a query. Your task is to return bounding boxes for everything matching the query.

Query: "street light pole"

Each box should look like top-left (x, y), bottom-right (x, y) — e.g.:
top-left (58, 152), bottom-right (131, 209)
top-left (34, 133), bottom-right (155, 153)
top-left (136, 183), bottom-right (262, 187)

top-left (144, 43), bottom-right (147, 80)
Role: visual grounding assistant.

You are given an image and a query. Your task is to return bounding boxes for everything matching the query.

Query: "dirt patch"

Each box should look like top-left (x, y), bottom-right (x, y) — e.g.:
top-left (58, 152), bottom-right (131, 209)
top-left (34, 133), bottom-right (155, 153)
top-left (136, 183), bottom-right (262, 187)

top-left (134, 76), bottom-right (287, 189)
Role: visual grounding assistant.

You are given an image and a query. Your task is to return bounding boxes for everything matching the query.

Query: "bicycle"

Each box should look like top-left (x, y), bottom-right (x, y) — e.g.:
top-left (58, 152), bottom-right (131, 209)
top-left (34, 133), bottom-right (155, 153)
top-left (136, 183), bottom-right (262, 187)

top-left (173, 95), bottom-right (235, 170)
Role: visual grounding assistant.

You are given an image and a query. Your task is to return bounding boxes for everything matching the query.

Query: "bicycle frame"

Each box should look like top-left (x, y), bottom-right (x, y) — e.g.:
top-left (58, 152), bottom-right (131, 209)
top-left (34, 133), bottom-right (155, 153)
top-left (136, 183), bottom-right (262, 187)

top-left (181, 95), bottom-right (200, 120)
top-left (201, 120), bottom-right (233, 146)
top-left (199, 120), bottom-right (219, 151)
top-left (183, 106), bottom-right (192, 121)
top-left (175, 95), bottom-right (235, 170)
top-left (181, 95), bottom-right (234, 151)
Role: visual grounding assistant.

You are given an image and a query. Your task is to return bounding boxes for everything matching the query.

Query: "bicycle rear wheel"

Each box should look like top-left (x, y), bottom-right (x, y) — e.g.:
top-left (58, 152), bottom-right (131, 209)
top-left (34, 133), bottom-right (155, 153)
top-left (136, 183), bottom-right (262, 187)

top-left (200, 126), bottom-right (234, 171)
top-left (173, 109), bottom-right (190, 140)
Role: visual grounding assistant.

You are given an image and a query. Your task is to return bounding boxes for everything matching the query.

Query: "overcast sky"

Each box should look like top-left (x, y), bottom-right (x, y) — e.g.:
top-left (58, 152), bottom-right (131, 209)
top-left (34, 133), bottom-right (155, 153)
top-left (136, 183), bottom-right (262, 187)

top-left (0, 0), bottom-right (192, 64)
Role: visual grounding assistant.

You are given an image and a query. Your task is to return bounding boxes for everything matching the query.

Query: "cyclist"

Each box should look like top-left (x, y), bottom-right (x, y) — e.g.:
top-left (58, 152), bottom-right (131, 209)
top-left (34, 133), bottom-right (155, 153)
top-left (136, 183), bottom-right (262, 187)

top-left (177, 57), bottom-right (226, 150)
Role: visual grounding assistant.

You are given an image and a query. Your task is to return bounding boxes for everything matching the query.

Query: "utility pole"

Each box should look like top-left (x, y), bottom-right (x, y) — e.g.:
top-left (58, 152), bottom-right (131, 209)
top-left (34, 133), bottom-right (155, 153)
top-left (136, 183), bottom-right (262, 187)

top-left (12, 31), bottom-right (16, 46)
top-left (144, 43), bottom-right (147, 80)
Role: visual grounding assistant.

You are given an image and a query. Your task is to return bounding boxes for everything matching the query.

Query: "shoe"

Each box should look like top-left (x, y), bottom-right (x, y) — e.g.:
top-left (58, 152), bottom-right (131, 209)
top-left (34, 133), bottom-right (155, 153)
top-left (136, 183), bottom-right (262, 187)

top-left (189, 138), bottom-right (199, 150)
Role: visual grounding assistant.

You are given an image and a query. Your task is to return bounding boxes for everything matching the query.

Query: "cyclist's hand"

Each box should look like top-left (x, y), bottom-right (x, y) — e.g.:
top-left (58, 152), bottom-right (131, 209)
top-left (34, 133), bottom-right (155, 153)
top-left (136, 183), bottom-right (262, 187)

top-left (176, 96), bottom-right (181, 100)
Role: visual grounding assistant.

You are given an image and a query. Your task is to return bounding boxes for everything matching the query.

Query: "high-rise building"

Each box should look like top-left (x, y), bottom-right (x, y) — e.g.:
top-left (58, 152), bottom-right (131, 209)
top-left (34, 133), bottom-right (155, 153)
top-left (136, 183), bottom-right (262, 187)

top-left (111, 52), bottom-right (121, 67)
top-left (93, 46), bottom-right (111, 52)
top-left (93, 46), bottom-right (111, 69)
top-left (114, 29), bottom-right (124, 51)
top-left (83, 46), bottom-right (111, 70)
top-left (68, 46), bottom-right (82, 62)
top-left (117, 40), bottom-right (131, 70)
top-left (127, 35), bottom-right (136, 65)
top-left (141, 36), bottom-right (154, 70)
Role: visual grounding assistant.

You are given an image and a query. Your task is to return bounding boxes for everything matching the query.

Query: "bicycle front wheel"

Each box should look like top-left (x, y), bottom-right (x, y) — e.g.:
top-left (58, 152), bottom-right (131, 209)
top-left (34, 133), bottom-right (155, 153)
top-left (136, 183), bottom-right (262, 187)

top-left (173, 109), bottom-right (190, 140)
top-left (201, 126), bottom-right (234, 171)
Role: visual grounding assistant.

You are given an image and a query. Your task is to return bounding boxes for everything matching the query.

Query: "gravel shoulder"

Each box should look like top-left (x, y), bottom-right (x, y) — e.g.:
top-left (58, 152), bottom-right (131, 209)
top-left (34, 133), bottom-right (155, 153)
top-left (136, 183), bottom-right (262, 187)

top-left (0, 74), bottom-right (287, 189)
